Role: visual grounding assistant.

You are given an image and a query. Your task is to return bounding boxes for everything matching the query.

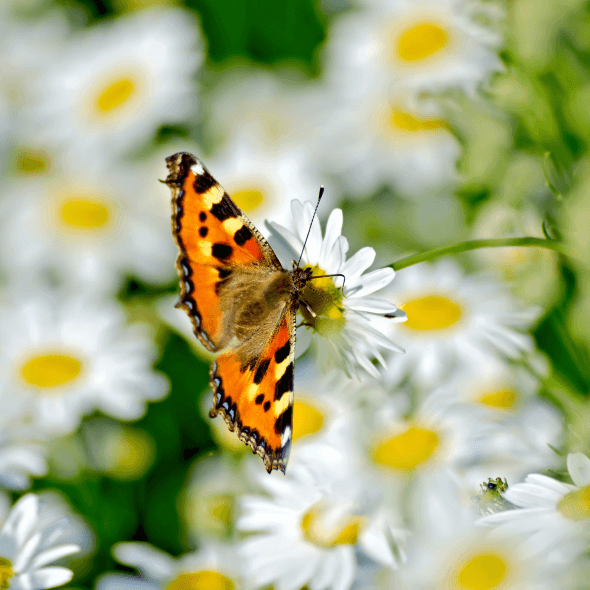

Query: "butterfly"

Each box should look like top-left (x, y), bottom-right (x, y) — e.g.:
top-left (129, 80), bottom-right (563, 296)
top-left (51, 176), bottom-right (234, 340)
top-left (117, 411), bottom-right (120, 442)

top-left (164, 152), bottom-right (326, 473)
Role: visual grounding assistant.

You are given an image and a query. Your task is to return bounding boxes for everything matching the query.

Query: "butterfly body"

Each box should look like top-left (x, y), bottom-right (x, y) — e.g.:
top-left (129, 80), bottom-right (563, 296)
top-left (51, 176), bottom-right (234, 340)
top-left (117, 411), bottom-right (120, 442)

top-left (165, 152), bottom-right (312, 473)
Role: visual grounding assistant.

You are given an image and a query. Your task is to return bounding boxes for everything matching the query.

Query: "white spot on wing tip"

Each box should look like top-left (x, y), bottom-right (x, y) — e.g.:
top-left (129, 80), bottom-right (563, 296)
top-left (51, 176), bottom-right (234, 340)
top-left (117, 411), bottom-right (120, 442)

top-left (282, 426), bottom-right (292, 445)
top-left (191, 162), bottom-right (206, 176)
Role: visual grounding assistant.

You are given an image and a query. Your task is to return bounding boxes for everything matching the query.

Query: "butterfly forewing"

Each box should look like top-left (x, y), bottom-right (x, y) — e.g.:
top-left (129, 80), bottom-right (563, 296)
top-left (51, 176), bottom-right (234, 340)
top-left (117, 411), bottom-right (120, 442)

top-left (165, 152), bottom-right (296, 473)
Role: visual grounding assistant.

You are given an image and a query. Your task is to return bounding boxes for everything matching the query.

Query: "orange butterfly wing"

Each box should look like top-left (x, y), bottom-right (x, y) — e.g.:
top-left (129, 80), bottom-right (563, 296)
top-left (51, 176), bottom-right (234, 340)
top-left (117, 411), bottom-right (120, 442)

top-left (211, 302), bottom-right (296, 473)
top-left (165, 152), bottom-right (296, 473)
top-left (165, 152), bottom-right (282, 351)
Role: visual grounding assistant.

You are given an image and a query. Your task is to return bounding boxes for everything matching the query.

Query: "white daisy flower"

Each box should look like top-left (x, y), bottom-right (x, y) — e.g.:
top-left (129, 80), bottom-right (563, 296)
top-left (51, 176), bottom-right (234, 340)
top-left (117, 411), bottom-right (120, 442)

top-left (269, 200), bottom-right (405, 378)
top-left (316, 85), bottom-right (462, 197)
top-left (0, 290), bottom-right (169, 435)
top-left (28, 7), bottom-right (203, 159)
top-left (426, 358), bottom-right (563, 485)
top-left (324, 0), bottom-right (503, 99)
top-left (238, 459), bottom-right (405, 590)
top-left (96, 542), bottom-right (244, 590)
top-left (0, 157), bottom-right (177, 294)
top-left (202, 134), bottom-right (330, 231)
top-left (381, 260), bottom-right (540, 389)
top-left (0, 493), bottom-right (80, 590)
top-left (478, 453), bottom-right (590, 561)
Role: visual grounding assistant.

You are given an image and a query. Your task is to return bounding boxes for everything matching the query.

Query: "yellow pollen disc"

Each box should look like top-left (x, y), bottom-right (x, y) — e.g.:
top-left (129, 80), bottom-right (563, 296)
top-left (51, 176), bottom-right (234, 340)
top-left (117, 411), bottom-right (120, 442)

top-left (208, 494), bottom-right (233, 525)
top-left (110, 428), bottom-right (155, 480)
top-left (60, 198), bottom-right (110, 229)
top-left (396, 22), bottom-right (449, 62)
top-left (558, 485), bottom-right (590, 521)
top-left (0, 557), bottom-right (13, 590)
top-left (372, 426), bottom-right (439, 470)
top-left (166, 571), bottom-right (235, 590)
top-left (21, 353), bottom-right (83, 388)
top-left (456, 553), bottom-right (507, 590)
top-left (231, 188), bottom-right (265, 213)
top-left (401, 295), bottom-right (462, 331)
top-left (478, 389), bottom-right (517, 409)
top-left (300, 265), bottom-right (345, 336)
top-left (292, 400), bottom-right (324, 441)
top-left (388, 108), bottom-right (447, 133)
top-left (95, 77), bottom-right (136, 114)
top-left (15, 149), bottom-right (51, 174)
top-left (300, 502), bottom-right (364, 547)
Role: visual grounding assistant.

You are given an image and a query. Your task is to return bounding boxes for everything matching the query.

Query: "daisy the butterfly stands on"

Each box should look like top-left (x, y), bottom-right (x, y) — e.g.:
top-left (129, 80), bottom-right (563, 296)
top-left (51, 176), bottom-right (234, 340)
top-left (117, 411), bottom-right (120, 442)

top-left (164, 152), bottom-right (339, 474)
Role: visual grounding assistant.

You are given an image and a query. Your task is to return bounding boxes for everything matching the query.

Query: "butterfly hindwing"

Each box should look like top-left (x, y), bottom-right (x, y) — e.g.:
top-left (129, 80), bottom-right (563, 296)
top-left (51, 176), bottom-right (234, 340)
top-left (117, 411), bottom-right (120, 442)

top-left (165, 152), bottom-right (282, 351)
top-left (210, 301), bottom-right (296, 473)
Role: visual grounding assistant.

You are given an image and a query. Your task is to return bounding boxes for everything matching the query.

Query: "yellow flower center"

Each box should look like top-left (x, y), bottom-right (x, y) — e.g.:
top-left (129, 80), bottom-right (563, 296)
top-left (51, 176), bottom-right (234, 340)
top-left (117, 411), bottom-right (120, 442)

top-left (0, 558), bottom-right (14, 590)
top-left (95, 77), bottom-right (137, 115)
top-left (292, 400), bottom-right (324, 441)
top-left (59, 197), bottom-right (111, 229)
top-left (455, 553), bottom-right (508, 590)
top-left (300, 501), bottom-right (364, 547)
top-left (208, 494), bottom-right (233, 526)
top-left (230, 188), bottom-right (265, 213)
top-left (109, 428), bottom-right (155, 480)
top-left (21, 353), bottom-right (83, 389)
top-left (299, 265), bottom-right (345, 337)
top-left (396, 22), bottom-right (449, 62)
top-left (372, 426), bottom-right (439, 470)
top-left (166, 571), bottom-right (235, 590)
top-left (402, 295), bottom-right (462, 331)
top-left (478, 389), bottom-right (517, 410)
top-left (388, 108), bottom-right (447, 133)
top-left (14, 149), bottom-right (51, 174)
top-left (558, 485), bottom-right (590, 521)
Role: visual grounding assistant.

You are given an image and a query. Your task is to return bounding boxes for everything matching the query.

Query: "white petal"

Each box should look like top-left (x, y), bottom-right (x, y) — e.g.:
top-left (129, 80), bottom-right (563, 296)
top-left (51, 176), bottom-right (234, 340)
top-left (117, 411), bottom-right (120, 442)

top-left (95, 572), bottom-right (159, 590)
top-left (28, 565), bottom-right (74, 589)
top-left (344, 297), bottom-right (398, 314)
top-left (113, 542), bottom-right (175, 580)
top-left (29, 544), bottom-right (80, 569)
top-left (2, 495), bottom-right (38, 547)
top-left (341, 248), bottom-right (375, 284)
top-left (346, 268), bottom-right (394, 298)
top-left (568, 453), bottom-right (590, 487)
top-left (13, 532), bottom-right (41, 572)
top-left (319, 209), bottom-right (343, 269)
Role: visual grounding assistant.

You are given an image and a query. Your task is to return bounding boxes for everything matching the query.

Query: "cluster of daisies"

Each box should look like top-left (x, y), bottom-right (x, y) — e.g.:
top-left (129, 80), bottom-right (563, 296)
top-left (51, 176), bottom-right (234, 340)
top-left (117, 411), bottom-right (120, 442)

top-left (0, 0), bottom-right (586, 589)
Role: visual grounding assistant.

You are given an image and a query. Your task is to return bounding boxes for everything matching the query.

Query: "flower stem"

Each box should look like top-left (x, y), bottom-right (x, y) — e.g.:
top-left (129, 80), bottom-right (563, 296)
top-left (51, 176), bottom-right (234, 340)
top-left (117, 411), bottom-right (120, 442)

top-left (391, 237), bottom-right (573, 271)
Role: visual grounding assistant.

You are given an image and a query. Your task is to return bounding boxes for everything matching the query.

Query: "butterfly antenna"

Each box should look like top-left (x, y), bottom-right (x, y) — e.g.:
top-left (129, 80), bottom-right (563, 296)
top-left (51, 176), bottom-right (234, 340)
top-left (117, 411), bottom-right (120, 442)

top-left (297, 186), bottom-right (324, 268)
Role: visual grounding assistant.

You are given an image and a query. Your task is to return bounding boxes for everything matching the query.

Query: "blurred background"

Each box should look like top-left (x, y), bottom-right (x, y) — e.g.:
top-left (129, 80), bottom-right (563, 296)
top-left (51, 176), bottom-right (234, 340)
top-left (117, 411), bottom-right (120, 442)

top-left (2, 0), bottom-right (590, 588)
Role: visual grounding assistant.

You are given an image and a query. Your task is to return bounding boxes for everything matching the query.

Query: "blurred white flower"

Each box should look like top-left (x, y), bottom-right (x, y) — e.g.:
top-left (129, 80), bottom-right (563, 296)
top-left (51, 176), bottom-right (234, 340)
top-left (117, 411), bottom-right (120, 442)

top-left (238, 460), bottom-right (405, 590)
top-left (28, 7), bottom-right (203, 159)
top-left (0, 158), bottom-right (177, 294)
top-left (479, 453), bottom-right (590, 561)
top-left (269, 201), bottom-right (405, 378)
top-left (316, 86), bottom-right (461, 197)
top-left (0, 291), bottom-right (169, 435)
top-left (97, 542), bottom-right (244, 590)
top-left (0, 493), bottom-right (80, 590)
top-left (382, 260), bottom-right (540, 388)
top-left (324, 0), bottom-right (503, 99)
top-left (0, 426), bottom-right (48, 491)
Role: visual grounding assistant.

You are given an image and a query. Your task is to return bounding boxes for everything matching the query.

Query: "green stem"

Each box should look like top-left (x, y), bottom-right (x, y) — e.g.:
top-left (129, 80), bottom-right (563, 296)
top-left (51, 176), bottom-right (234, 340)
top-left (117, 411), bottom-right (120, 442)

top-left (392, 237), bottom-right (572, 271)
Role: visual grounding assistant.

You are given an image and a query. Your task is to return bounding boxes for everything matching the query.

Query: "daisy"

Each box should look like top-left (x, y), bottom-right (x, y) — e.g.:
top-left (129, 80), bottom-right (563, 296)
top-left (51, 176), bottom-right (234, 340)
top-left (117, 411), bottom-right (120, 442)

top-left (315, 85), bottom-right (462, 197)
top-left (324, 0), bottom-right (503, 100)
top-left (96, 542), bottom-right (244, 590)
top-left (0, 493), bottom-right (80, 590)
top-left (380, 260), bottom-right (540, 389)
top-left (269, 200), bottom-right (406, 378)
top-left (238, 459), bottom-right (406, 590)
top-left (0, 157), bottom-right (177, 294)
top-left (28, 7), bottom-right (203, 158)
top-left (478, 453), bottom-right (590, 561)
top-left (0, 290), bottom-right (169, 435)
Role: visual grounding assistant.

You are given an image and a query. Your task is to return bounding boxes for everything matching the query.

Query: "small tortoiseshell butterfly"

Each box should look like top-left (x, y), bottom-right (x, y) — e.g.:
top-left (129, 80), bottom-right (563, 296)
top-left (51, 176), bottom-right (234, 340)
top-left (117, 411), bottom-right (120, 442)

top-left (164, 152), bottom-right (321, 473)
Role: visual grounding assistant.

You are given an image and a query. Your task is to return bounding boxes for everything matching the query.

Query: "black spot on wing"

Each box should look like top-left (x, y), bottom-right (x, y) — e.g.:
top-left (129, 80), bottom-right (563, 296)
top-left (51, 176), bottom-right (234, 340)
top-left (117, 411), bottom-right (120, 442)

top-left (210, 194), bottom-right (238, 222)
top-left (218, 268), bottom-right (232, 279)
top-left (274, 341), bottom-right (291, 364)
top-left (234, 225), bottom-right (253, 247)
top-left (274, 362), bottom-right (294, 401)
top-left (199, 226), bottom-right (208, 237)
top-left (274, 405), bottom-right (293, 435)
top-left (212, 243), bottom-right (233, 260)
top-left (264, 400), bottom-right (271, 412)
top-left (254, 359), bottom-right (271, 384)
top-left (199, 211), bottom-right (207, 222)
top-left (255, 394), bottom-right (264, 405)
top-left (193, 169), bottom-right (217, 194)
